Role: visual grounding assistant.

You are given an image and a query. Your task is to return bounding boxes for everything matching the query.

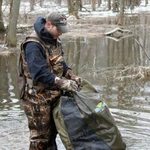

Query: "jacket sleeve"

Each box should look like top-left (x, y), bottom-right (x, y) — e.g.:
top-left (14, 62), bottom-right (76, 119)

top-left (24, 41), bottom-right (56, 86)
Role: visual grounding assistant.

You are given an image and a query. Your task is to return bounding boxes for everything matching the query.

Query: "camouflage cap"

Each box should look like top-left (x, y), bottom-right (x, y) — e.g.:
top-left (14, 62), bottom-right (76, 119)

top-left (47, 12), bottom-right (69, 33)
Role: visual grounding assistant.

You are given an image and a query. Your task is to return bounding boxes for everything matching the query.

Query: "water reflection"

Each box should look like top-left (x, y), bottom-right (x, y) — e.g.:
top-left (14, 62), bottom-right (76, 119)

top-left (61, 34), bottom-right (150, 149)
top-left (0, 30), bottom-right (150, 149)
top-left (0, 53), bottom-right (21, 111)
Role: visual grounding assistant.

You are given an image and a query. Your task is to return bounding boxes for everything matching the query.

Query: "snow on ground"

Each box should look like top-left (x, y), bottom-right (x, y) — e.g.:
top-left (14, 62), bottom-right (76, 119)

top-left (2, 0), bottom-right (150, 25)
top-left (1, 1), bottom-right (150, 40)
top-left (20, 0), bottom-right (150, 18)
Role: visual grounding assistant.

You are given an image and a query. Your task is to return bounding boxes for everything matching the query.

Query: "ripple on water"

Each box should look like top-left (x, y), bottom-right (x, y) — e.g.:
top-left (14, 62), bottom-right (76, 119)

top-left (0, 110), bottom-right (65, 150)
top-left (111, 108), bottom-right (150, 149)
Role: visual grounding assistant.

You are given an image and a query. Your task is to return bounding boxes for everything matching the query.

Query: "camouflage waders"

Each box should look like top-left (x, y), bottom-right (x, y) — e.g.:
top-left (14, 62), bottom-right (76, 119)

top-left (20, 31), bottom-right (64, 150)
top-left (23, 91), bottom-right (60, 150)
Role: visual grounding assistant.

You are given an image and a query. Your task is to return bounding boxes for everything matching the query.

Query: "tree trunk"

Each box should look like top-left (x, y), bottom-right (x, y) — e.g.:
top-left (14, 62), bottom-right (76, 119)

top-left (112, 0), bottom-right (116, 12)
top-left (0, 0), bottom-right (5, 32)
top-left (98, 0), bottom-right (101, 7)
top-left (92, 0), bottom-right (96, 11)
top-left (108, 0), bottom-right (111, 10)
top-left (40, 0), bottom-right (44, 7)
top-left (112, 0), bottom-right (119, 12)
top-left (56, 0), bottom-right (61, 6)
top-left (79, 0), bottom-right (82, 11)
top-left (74, 0), bottom-right (80, 18)
top-left (145, 0), bottom-right (148, 6)
top-left (119, 0), bottom-right (124, 26)
top-left (67, 0), bottom-right (73, 14)
top-left (7, 0), bottom-right (20, 47)
top-left (30, 0), bottom-right (35, 11)
top-left (67, 0), bottom-right (79, 19)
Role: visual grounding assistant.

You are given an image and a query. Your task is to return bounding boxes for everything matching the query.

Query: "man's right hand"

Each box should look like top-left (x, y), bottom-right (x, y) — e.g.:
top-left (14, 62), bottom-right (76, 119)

top-left (54, 77), bottom-right (78, 92)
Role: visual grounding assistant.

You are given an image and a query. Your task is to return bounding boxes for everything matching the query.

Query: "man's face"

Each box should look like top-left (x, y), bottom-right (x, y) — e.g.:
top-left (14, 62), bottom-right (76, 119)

top-left (46, 23), bottom-right (62, 39)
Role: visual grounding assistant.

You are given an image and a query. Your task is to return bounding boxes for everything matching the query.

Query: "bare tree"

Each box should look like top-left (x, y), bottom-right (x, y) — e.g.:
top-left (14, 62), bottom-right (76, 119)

top-left (119, 0), bottom-right (124, 25)
top-left (67, 0), bottom-right (73, 14)
top-left (0, 0), bottom-right (5, 43)
top-left (126, 0), bottom-right (141, 9)
top-left (98, 0), bottom-right (102, 7)
top-left (145, 0), bottom-right (148, 6)
top-left (112, 0), bottom-right (119, 12)
top-left (67, 0), bottom-right (80, 19)
top-left (91, 0), bottom-right (96, 11)
top-left (56, 0), bottom-right (62, 6)
top-left (7, 0), bottom-right (20, 47)
top-left (79, 0), bottom-right (82, 11)
top-left (108, 0), bottom-right (111, 10)
top-left (40, 0), bottom-right (44, 7)
top-left (0, 0), bottom-right (5, 32)
top-left (30, 0), bottom-right (35, 11)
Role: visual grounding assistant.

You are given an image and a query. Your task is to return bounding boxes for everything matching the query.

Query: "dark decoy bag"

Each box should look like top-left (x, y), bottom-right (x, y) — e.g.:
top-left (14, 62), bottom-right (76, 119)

top-left (53, 80), bottom-right (126, 150)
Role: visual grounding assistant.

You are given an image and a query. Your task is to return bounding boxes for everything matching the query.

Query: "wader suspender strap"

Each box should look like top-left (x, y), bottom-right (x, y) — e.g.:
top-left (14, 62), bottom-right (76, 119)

top-left (25, 36), bottom-right (53, 73)
top-left (18, 45), bottom-right (27, 99)
top-left (20, 44), bottom-right (27, 82)
top-left (45, 45), bottom-right (53, 73)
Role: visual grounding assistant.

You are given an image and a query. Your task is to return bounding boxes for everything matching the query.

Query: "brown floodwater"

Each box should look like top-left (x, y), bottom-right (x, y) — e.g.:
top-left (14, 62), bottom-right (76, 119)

top-left (0, 26), bottom-right (150, 149)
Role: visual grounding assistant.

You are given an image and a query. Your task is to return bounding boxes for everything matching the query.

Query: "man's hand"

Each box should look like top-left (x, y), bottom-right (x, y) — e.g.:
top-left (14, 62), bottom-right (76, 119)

top-left (65, 69), bottom-right (83, 86)
top-left (55, 77), bottom-right (78, 92)
top-left (71, 74), bottom-right (82, 86)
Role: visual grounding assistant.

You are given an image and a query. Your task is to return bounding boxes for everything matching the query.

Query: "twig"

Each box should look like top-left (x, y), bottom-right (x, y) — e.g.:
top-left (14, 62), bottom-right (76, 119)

top-left (80, 5), bottom-right (91, 13)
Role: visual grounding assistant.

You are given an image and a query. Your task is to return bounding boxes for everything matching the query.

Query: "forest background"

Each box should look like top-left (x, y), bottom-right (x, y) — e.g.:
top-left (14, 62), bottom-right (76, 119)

top-left (0, 0), bottom-right (149, 48)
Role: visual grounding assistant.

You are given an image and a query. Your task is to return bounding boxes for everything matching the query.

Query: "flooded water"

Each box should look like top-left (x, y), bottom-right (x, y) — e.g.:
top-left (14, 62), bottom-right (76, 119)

top-left (1, 29), bottom-right (150, 149)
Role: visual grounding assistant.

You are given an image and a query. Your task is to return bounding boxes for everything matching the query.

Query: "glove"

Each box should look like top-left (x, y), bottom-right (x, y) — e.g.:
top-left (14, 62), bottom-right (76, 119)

top-left (65, 69), bottom-right (82, 86)
top-left (54, 77), bottom-right (78, 92)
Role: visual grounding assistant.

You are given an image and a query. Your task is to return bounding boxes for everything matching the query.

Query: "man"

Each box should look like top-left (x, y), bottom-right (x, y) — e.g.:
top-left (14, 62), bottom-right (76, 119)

top-left (19, 12), bottom-right (82, 150)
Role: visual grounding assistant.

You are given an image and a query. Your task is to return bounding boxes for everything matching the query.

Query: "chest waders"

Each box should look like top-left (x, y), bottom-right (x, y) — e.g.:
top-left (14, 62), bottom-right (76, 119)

top-left (19, 31), bottom-right (64, 150)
